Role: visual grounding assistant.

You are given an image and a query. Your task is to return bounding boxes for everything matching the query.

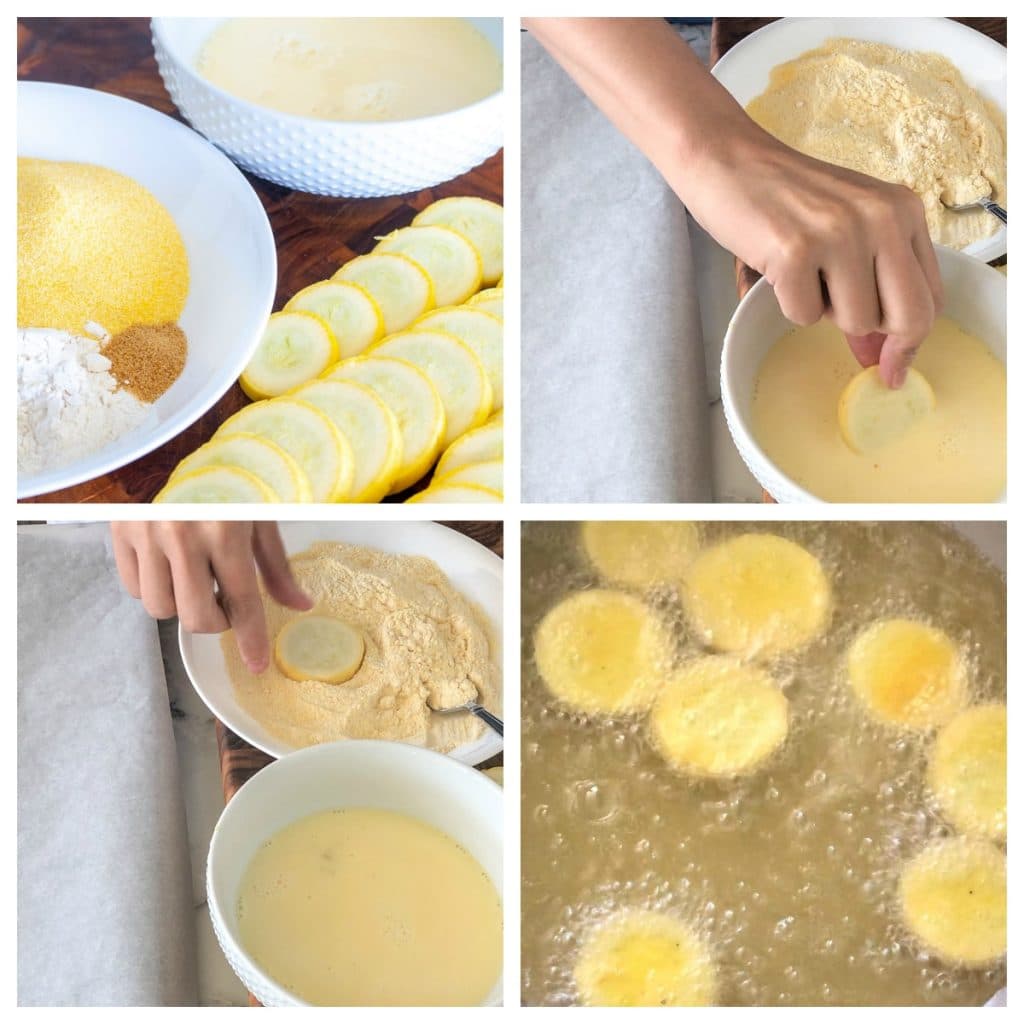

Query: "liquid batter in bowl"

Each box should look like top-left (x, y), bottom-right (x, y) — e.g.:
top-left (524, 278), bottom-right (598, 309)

top-left (521, 522), bottom-right (1005, 1007)
top-left (750, 317), bottom-right (1005, 502)
top-left (196, 18), bottom-right (501, 122)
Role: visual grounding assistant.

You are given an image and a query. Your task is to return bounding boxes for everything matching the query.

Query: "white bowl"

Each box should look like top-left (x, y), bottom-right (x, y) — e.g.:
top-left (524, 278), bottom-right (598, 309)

top-left (721, 245), bottom-right (1006, 503)
top-left (207, 739), bottom-right (503, 1006)
top-left (152, 17), bottom-right (504, 197)
top-left (179, 521), bottom-right (504, 765)
top-left (711, 16), bottom-right (1007, 262)
top-left (17, 81), bottom-right (276, 499)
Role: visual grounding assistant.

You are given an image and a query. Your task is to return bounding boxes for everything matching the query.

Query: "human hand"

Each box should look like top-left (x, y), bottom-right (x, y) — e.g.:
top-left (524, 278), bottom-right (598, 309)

top-left (683, 127), bottom-right (944, 387)
top-left (111, 521), bottom-right (313, 672)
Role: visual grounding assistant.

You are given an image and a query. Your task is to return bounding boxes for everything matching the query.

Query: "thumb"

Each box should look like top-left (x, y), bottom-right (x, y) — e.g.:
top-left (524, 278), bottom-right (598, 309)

top-left (878, 333), bottom-right (922, 390)
top-left (252, 523), bottom-right (314, 611)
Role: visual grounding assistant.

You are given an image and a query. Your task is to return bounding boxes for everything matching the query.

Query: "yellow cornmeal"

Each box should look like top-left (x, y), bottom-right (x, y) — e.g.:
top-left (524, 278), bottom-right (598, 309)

top-left (221, 542), bottom-right (501, 752)
top-left (746, 38), bottom-right (1006, 249)
top-left (751, 316), bottom-right (1006, 502)
top-left (18, 158), bottom-right (189, 334)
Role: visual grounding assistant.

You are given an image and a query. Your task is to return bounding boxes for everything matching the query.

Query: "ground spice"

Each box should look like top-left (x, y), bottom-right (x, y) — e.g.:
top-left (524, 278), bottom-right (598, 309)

top-left (104, 322), bottom-right (188, 403)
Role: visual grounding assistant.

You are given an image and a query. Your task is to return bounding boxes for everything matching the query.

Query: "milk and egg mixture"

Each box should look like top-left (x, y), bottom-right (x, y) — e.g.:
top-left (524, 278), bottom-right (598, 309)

top-left (238, 807), bottom-right (502, 1006)
top-left (197, 18), bottom-right (501, 122)
top-left (751, 317), bottom-right (1006, 502)
top-left (521, 522), bottom-right (1006, 1006)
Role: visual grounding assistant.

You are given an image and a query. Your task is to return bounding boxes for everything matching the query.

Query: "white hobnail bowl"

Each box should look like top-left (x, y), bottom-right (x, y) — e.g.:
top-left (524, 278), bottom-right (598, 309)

top-left (17, 81), bottom-right (276, 499)
top-left (207, 740), bottom-right (504, 1007)
top-left (721, 246), bottom-right (1006, 503)
top-left (710, 17), bottom-right (1007, 263)
top-left (151, 17), bottom-right (503, 197)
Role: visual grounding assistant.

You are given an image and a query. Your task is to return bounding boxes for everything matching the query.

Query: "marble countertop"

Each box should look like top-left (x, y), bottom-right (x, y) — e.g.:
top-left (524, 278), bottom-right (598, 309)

top-left (160, 619), bottom-right (248, 1007)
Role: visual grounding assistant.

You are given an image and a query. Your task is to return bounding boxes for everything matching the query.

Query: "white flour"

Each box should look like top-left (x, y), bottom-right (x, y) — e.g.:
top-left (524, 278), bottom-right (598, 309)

top-left (17, 326), bottom-right (150, 477)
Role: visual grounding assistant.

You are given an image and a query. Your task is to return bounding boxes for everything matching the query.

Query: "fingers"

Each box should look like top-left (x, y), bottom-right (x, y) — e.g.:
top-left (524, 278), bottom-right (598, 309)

top-left (875, 239), bottom-right (935, 388)
top-left (822, 245), bottom-right (881, 338)
top-left (911, 230), bottom-right (945, 314)
top-left (167, 552), bottom-right (229, 635)
top-left (212, 547), bottom-right (269, 673)
top-left (773, 260), bottom-right (825, 327)
top-left (137, 544), bottom-right (177, 620)
top-left (845, 331), bottom-right (886, 369)
top-left (110, 523), bottom-right (141, 599)
top-left (253, 522), bottom-right (313, 611)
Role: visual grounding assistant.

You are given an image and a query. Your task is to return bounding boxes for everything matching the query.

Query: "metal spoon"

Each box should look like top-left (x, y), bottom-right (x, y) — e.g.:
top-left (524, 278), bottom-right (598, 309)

top-left (434, 700), bottom-right (503, 737)
top-left (942, 192), bottom-right (1007, 224)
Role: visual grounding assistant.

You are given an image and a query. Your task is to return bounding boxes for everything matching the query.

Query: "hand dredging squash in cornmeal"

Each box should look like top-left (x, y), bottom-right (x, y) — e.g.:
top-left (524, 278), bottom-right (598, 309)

top-left (220, 542), bottom-right (501, 751)
top-left (17, 158), bottom-right (189, 334)
top-left (237, 807), bottom-right (502, 1005)
top-left (746, 39), bottom-right (1006, 249)
top-left (751, 317), bottom-right (1006, 501)
top-left (195, 18), bottom-right (501, 121)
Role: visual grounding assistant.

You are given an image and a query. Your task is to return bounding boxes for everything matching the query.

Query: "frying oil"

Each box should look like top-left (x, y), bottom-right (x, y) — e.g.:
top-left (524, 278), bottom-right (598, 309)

top-left (521, 522), bottom-right (1005, 1006)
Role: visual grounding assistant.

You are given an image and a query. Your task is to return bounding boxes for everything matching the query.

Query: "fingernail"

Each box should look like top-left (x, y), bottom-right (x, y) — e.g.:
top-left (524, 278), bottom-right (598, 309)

top-left (892, 367), bottom-right (907, 389)
top-left (248, 656), bottom-right (269, 674)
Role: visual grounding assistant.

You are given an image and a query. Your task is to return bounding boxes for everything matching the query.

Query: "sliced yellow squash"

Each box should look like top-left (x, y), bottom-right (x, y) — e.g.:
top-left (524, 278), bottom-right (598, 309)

top-left (370, 328), bottom-right (491, 446)
top-left (435, 420), bottom-right (503, 480)
top-left (406, 482), bottom-right (501, 503)
top-left (374, 224), bottom-right (481, 306)
top-left (900, 837), bottom-right (1006, 966)
top-left (684, 533), bottom-right (830, 658)
top-left (533, 589), bottom-right (673, 715)
top-left (325, 356), bottom-right (444, 494)
top-left (153, 465), bottom-right (278, 503)
top-left (332, 252), bottom-right (433, 335)
top-left (168, 432), bottom-right (311, 503)
top-left (284, 279), bottom-right (383, 359)
top-left (847, 618), bottom-right (967, 729)
top-left (433, 458), bottom-right (503, 495)
top-left (240, 311), bottom-right (338, 400)
top-left (650, 656), bottom-right (788, 777)
top-left (274, 615), bottom-right (365, 684)
top-left (415, 306), bottom-right (504, 409)
top-left (929, 704), bottom-right (1006, 840)
top-left (838, 365), bottom-right (936, 454)
top-left (215, 398), bottom-right (352, 503)
top-left (413, 196), bottom-right (504, 285)
top-left (581, 521), bottom-right (699, 588)
top-left (289, 378), bottom-right (401, 503)
top-left (575, 910), bottom-right (717, 1007)
top-left (466, 287), bottom-right (503, 319)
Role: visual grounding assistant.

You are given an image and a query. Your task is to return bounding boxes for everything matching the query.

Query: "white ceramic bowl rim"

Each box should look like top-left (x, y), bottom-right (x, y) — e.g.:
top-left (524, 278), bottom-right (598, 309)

top-left (720, 244), bottom-right (1007, 504)
top-left (178, 521), bottom-right (504, 766)
top-left (151, 17), bottom-right (504, 130)
top-left (16, 80), bottom-right (277, 498)
top-left (207, 738), bottom-right (503, 1007)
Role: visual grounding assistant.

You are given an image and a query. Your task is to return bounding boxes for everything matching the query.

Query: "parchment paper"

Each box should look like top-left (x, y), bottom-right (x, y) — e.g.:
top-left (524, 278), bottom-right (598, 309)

top-left (521, 33), bottom-right (712, 502)
top-left (18, 523), bottom-right (197, 1006)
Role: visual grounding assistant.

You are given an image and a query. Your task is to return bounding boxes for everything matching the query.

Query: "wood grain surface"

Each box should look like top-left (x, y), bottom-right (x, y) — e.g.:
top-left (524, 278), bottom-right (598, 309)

top-left (212, 518), bottom-right (502, 1005)
top-left (709, 17), bottom-right (1006, 504)
top-left (17, 17), bottom-right (503, 504)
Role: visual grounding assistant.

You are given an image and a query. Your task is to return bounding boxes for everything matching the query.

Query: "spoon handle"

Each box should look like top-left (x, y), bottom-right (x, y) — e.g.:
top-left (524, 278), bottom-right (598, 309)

top-left (468, 703), bottom-right (504, 737)
top-left (979, 197), bottom-right (1008, 224)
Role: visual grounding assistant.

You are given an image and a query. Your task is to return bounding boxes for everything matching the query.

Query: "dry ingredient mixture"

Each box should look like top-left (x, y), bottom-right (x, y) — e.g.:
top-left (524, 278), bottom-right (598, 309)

top-left (17, 158), bottom-right (190, 476)
top-left (103, 323), bottom-right (188, 403)
top-left (522, 522), bottom-right (1005, 1007)
top-left (746, 39), bottom-right (1007, 249)
top-left (17, 327), bottom-right (151, 476)
top-left (222, 542), bottom-right (501, 752)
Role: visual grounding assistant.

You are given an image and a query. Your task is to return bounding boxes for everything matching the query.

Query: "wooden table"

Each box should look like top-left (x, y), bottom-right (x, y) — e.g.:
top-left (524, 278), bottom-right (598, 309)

top-left (210, 520), bottom-right (502, 1004)
top-left (17, 17), bottom-right (503, 503)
